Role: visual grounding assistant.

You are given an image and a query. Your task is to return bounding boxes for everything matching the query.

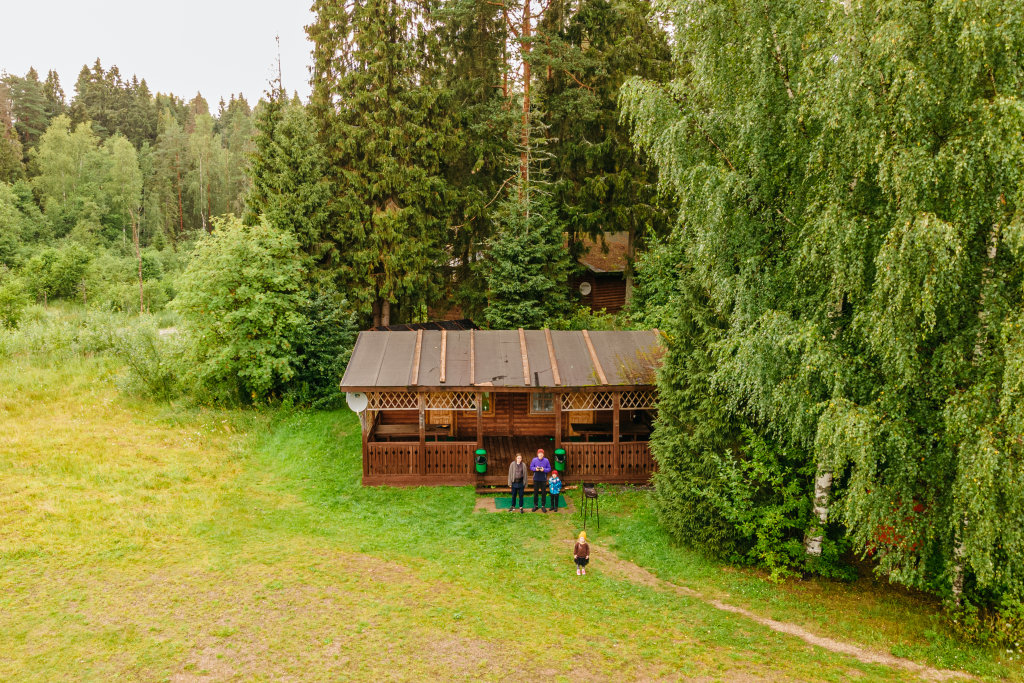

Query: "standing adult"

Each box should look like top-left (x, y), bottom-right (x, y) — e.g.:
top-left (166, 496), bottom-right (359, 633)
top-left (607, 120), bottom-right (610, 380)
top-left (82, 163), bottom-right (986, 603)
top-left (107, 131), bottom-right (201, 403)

top-left (507, 453), bottom-right (527, 513)
top-left (530, 448), bottom-right (552, 512)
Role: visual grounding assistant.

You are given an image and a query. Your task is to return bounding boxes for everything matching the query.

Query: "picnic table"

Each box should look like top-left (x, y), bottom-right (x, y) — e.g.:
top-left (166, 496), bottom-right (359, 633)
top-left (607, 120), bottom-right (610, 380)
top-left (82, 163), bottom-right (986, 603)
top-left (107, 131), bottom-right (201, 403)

top-left (571, 422), bottom-right (651, 442)
top-left (373, 424), bottom-right (451, 441)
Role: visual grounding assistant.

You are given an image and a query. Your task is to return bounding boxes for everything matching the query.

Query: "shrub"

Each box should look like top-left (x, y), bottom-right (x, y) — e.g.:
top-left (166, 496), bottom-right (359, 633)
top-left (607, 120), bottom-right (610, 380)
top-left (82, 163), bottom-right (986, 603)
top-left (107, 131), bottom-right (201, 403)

top-left (0, 268), bottom-right (29, 328)
top-left (112, 323), bottom-right (181, 401)
top-left (172, 216), bottom-right (309, 403)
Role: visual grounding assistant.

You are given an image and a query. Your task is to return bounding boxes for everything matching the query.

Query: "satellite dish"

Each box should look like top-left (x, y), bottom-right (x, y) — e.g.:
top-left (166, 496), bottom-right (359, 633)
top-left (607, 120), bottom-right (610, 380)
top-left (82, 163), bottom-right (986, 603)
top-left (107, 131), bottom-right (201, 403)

top-left (579, 281), bottom-right (593, 296)
top-left (345, 392), bottom-right (368, 413)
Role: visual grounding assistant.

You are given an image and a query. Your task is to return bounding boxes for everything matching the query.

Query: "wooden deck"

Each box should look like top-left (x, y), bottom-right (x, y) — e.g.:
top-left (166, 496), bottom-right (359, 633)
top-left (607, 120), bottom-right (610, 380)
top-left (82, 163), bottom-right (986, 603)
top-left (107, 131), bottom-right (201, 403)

top-left (362, 438), bottom-right (654, 486)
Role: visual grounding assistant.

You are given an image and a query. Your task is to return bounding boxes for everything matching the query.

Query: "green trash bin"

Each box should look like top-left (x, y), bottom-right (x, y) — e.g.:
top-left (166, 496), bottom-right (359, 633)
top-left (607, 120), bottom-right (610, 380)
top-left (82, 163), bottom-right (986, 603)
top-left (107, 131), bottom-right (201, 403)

top-left (474, 449), bottom-right (487, 474)
top-left (554, 448), bottom-right (566, 472)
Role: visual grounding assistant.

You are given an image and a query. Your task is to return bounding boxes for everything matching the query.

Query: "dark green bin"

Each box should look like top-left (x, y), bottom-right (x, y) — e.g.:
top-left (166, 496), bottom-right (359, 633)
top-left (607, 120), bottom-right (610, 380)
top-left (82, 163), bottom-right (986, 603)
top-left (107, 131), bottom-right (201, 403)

top-left (474, 449), bottom-right (487, 474)
top-left (554, 448), bottom-right (566, 472)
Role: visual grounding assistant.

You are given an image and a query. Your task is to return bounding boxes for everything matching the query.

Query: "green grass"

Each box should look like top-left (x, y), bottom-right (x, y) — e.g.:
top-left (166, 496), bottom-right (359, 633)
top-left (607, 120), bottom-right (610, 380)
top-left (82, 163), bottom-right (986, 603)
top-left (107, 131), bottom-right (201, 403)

top-left (0, 353), bottom-right (1017, 680)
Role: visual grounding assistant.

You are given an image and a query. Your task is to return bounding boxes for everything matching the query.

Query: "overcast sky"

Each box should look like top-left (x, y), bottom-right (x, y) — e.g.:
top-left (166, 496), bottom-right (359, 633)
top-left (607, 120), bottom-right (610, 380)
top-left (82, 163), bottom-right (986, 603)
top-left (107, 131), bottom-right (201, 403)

top-left (0, 0), bottom-right (314, 108)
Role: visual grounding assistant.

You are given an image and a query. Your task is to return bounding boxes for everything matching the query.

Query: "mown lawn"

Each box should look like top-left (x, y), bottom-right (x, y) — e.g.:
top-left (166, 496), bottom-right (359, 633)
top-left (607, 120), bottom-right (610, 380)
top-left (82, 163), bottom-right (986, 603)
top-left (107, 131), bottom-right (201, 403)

top-left (0, 355), bottom-right (1015, 681)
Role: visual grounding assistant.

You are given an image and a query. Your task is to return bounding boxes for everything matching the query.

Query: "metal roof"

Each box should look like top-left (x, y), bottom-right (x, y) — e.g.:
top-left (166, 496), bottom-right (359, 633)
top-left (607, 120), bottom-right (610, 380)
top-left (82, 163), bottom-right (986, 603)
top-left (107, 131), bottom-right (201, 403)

top-left (340, 329), bottom-right (663, 390)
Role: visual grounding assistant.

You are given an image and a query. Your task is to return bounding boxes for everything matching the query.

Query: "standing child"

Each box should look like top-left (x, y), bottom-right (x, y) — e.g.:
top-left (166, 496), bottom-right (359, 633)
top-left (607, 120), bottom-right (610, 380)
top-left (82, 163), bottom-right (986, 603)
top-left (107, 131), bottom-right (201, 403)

top-left (574, 531), bottom-right (590, 576)
top-left (548, 470), bottom-right (563, 512)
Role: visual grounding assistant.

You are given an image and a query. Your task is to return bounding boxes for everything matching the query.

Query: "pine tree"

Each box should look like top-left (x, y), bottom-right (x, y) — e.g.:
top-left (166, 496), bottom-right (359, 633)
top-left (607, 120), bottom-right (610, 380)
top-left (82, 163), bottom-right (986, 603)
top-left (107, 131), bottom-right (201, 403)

top-left (0, 82), bottom-right (24, 182)
top-left (3, 68), bottom-right (49, 156)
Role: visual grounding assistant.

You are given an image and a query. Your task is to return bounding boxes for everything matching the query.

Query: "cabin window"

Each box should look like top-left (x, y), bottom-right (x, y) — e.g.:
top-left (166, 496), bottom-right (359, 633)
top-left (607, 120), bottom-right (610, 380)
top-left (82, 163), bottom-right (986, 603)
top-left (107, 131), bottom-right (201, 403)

top-left (479, 392), bottom-right (494, 415)
top-left (530, 392), bottom-right (555, 414)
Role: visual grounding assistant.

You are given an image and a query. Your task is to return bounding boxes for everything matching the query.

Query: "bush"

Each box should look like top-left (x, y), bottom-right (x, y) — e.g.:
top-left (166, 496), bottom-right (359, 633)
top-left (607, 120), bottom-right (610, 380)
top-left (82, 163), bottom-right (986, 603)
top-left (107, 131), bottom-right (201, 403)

top-left (0, 271), bottom-right (29, 328)
top-left (289, 288), bottom-right (357, 407)
top-left (112, 323), bottom-right (181, 401)
top-left (172, 216), bottom-right (309, 403)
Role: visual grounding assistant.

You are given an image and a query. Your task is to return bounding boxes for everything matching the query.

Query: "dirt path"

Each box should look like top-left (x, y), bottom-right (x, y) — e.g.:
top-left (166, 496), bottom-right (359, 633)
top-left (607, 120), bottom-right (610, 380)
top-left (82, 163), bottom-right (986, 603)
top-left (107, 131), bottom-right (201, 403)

top-left (590, 543), bottom-right (974, 682)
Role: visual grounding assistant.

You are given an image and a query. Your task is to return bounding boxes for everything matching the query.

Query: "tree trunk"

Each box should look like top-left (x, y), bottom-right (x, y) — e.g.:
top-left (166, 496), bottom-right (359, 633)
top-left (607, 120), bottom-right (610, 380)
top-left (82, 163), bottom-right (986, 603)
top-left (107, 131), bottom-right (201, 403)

top-left (804, 468), bottom-right (833, 556)
top-left (130, 208), bottom-right (143, 314)
top-left (519, 0), bottom-right (532, 195)
top-left (381, 299), bottom-right (391, 327)
top-left (372, 300), bottom-right (382, 328)
top-left (175, 152), bottom-right (184, 240)
top-left (624, 227), bottom-right (636, 307)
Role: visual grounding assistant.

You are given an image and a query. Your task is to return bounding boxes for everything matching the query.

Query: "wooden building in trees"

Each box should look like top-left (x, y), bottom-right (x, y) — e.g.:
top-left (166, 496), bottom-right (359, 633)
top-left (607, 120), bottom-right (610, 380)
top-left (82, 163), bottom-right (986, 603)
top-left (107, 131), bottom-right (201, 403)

top-left (573, 232), bottom-right (630, 313)
top-left (340, 329), bottom-right (663, 486)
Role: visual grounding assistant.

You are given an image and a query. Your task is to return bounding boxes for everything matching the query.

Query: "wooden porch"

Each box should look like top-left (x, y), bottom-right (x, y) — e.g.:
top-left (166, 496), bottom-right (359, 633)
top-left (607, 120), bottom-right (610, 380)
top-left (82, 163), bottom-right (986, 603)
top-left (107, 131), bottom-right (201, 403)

top-left (362, 437), bottom-right (654, 487)
top-left (343, 328), bottom-right (663, 487)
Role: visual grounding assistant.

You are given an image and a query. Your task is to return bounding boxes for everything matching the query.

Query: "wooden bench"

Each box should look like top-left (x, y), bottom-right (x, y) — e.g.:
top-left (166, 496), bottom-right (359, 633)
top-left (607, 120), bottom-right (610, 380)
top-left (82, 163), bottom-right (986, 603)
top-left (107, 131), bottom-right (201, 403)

top-left (373, 424), bottom-right (451, 441)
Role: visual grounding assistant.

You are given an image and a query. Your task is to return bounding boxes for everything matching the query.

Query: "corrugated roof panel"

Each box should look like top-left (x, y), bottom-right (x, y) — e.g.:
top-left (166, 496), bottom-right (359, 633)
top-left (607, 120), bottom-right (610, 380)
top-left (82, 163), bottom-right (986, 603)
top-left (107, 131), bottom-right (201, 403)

top-left (550, 330), bottom-right (600, 386)
top-left (340, 331), bottom-right (389, 387)
top-left (443, 330), bottom-right (472, 386)
top-left (340, 329), bottom-right (662, 389)
top-left (375, 331), bottom-right (418, 386)
top-left (524, 330), bottom-right (554, 386)
top-left (591, 330), bottom-right (661, 384)
top-left (416, 330), bottom-right (443, 386)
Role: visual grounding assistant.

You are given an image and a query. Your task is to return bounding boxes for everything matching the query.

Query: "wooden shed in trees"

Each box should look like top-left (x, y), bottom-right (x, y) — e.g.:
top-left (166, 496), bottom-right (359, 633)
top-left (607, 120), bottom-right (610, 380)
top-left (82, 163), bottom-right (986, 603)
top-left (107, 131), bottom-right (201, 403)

top-left (340, 329), bottom-right (663, 486)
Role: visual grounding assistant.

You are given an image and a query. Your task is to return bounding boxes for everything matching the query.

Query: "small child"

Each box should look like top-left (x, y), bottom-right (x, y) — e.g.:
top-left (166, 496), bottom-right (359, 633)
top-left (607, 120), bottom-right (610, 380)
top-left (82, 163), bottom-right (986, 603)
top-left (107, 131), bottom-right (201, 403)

top-left (574, 531), bottom-right (590, 576)
top-left (548, 470), bottom-right (563, 512)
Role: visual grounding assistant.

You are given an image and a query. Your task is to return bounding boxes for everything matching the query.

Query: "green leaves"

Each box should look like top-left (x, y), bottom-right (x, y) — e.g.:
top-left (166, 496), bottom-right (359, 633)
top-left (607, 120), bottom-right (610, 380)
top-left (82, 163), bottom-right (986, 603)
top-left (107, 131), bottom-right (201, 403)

top-left (624, 0), bottom-right (1024, 612)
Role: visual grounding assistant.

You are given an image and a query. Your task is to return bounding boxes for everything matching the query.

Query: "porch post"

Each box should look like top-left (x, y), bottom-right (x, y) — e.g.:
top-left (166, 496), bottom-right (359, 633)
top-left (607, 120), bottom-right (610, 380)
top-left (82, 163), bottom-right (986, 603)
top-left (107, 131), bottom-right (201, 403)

top-left (554, 392), bottom-right (562, 452)
top-left (612, 392), bottom-right (621, 475)
top-left (361, 410), bottom-right (369, 478)
top-left (418, 394), bottom-right (426, 475)
top-left (476, 392), bottom-right (483, 450)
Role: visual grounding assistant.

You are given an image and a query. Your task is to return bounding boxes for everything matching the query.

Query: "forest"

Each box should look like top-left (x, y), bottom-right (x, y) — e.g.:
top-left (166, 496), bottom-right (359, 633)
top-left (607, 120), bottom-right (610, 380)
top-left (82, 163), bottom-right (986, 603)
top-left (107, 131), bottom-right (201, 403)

top-left (3, 0), bottom-right (1024, 648)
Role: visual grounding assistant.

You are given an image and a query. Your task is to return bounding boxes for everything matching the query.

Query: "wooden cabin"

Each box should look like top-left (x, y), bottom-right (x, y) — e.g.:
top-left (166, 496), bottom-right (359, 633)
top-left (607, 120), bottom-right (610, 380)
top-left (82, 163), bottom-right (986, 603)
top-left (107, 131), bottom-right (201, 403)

top-left (573, 232), bottom-right (630, 314)
top-left (340, 328), bottom-right (663, 486)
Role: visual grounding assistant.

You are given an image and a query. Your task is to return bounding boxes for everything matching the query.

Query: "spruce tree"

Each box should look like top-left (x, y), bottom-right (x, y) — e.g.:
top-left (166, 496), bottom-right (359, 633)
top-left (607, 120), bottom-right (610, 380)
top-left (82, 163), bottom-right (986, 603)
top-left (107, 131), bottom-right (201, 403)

top-left (484, 189), bottom-right (571, 328)
top-left (309, 0), bottom-right (453, 326)
top-left (245, 89), bottom-right (332, 266)
top-left (535, 0), bottom-right (672, 298)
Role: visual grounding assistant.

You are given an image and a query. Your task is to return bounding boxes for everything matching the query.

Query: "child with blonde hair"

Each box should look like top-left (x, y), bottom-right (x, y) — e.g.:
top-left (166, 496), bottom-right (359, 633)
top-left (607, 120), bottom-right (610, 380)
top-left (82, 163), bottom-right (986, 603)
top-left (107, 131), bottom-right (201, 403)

top-left (573, 531), bottom-right (590, 576)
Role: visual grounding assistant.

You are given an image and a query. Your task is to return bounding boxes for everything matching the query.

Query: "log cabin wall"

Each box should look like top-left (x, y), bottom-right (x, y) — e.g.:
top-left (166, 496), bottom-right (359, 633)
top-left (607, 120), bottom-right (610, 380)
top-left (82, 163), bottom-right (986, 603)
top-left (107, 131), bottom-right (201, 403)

top-left (452, 392), bottom-right (556, 439)
top-left (575, 273), bottom-right (627, 314)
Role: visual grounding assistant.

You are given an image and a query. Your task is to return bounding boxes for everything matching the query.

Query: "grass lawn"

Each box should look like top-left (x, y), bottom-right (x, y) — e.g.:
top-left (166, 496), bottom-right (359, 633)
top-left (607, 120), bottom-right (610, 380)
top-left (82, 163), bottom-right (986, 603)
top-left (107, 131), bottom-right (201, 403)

top-left (0, 354), bottom-right (1017, 681)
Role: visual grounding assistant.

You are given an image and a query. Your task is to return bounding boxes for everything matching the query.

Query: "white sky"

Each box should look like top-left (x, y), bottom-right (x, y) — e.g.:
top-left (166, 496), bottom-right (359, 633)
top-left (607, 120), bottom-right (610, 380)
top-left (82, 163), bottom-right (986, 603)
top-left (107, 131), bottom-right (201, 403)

top-left (0, 0), bottom-right (314, 108)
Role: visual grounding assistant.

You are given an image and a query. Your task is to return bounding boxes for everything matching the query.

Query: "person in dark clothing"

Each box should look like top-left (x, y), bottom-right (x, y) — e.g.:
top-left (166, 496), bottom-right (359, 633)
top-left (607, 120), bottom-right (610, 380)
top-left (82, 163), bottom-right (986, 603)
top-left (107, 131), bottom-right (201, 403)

top-left (530, 449), bottom-right (551, 512)
top-left (507, 453), bottom-right (527, 513)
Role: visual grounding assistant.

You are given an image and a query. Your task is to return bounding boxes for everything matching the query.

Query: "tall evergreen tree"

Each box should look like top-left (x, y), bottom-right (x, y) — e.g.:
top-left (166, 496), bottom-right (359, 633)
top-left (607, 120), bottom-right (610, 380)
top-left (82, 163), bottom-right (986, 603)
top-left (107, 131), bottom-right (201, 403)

top-left (484, 187), bottom-right (571, 328)
top-left (245, 89), bottom-right (332, 266)
top-left (42, 70), bottom-right (66, 120)
top-left (0, 82), bottom-right (24, 182)
top-left (3, 68), bottom-right (49, 156)
top-left (535, 0), bottom-right (672, 299)
top-left (432, 0), bottom-right (516, 318)
top-left (309, 0), bottom-right (453, 326)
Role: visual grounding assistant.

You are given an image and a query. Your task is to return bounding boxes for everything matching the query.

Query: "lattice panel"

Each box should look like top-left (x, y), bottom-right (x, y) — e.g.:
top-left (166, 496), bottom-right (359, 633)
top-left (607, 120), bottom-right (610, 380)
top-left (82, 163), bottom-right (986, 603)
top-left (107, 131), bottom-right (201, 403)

top-left (620, 390), bottom-right (657, 410)
top-left (367, 392), bottom-right (418, 411)
top-left (426, 391), bottom-right (477, 411)
top-left (561, 392), bottom-right (613, 411)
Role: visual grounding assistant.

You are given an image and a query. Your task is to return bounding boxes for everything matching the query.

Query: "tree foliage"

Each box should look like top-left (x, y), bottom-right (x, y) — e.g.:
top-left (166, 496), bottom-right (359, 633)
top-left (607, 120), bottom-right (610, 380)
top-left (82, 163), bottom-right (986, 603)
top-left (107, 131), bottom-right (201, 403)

top-left (622, 0), bottom-right (1024, 610)
top-left (172, 216), bottom-right (309, 402)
